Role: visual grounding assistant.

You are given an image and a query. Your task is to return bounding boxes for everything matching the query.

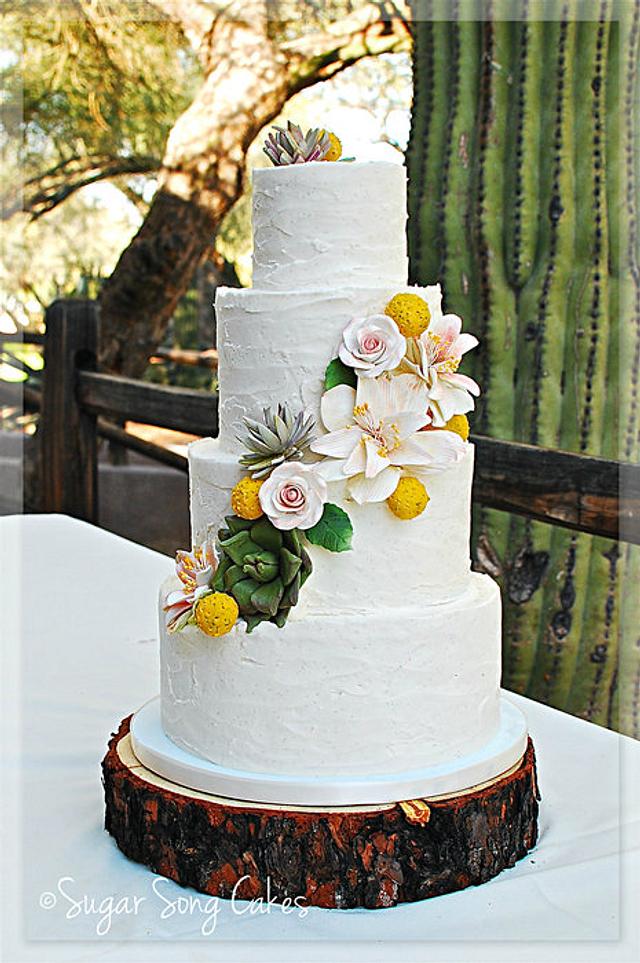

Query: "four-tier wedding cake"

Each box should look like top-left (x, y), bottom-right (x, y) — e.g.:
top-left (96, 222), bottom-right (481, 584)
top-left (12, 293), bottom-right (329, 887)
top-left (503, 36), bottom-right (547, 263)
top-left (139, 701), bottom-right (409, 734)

top-left (155, 127), bottom-right (526, 799)
top-left (100, 126), bottom-right (539, 912)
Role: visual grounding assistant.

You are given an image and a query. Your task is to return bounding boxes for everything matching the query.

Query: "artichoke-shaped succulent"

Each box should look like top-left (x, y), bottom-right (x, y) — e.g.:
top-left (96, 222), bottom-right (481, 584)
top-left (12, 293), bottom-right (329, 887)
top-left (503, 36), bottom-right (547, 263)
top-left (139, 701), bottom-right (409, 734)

top-left (263, 122), bottom-right (332, 166)
top-left (212, 515), bottom-right (313, 632)
top-left (238, 403), bottom-right (316, 479)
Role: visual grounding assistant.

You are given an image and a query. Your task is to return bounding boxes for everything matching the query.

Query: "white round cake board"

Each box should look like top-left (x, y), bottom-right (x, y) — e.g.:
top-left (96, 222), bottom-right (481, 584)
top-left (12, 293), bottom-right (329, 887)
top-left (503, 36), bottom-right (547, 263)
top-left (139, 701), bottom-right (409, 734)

top-left (130, 696), bottom-right (529, 807)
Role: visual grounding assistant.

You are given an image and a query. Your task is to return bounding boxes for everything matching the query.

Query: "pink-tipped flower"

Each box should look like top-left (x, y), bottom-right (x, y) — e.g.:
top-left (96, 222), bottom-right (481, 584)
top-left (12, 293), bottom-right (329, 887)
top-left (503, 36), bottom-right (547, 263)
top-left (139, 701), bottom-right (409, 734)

top-left (311, 374), bottom-right (465, 504)
top-left (401, 312), bottom-right (480, 426)
top-left (175, 542), bottom-right (217, 593)
top-left (164, 541), bottom-right (217, 631)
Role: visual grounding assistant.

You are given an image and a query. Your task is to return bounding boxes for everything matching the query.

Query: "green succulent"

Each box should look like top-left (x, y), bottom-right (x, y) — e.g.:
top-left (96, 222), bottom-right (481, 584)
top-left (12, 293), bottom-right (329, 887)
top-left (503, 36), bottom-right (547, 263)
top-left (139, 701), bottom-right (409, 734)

top-left (212, 515), bottom-right (313, 633)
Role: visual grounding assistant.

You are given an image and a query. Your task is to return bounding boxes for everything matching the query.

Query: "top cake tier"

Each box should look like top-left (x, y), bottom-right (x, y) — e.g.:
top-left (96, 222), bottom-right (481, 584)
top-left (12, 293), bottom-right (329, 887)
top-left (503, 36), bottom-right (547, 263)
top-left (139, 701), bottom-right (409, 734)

top-left (251, 161), bottom-right (408, 291)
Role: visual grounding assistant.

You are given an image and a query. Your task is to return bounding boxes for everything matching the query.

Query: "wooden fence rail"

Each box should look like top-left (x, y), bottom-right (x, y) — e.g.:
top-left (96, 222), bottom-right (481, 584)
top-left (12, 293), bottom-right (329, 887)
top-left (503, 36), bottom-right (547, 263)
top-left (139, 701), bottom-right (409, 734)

top-left (10, 298), bottom-right (640, 544)
top-left (149, 346), bottom-right (218, 369)
top-left (471, 437), bottom-right (638, 543)
top-left (76, 370), bottom-right (217, 437)
top-left (1, 378), bottom-right (188, 473)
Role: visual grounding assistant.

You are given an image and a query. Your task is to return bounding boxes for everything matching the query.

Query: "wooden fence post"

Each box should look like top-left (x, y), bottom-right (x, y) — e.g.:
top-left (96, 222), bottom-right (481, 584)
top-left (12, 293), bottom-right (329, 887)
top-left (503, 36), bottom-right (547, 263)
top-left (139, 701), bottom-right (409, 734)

top-left (40, 299), bottom-right (99, 521)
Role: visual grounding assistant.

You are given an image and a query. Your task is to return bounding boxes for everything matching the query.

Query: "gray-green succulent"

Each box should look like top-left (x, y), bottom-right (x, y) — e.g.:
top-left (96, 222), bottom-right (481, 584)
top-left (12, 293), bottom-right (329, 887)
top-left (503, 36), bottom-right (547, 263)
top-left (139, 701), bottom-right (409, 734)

top-left (237, 404), bottom-right (316, 479)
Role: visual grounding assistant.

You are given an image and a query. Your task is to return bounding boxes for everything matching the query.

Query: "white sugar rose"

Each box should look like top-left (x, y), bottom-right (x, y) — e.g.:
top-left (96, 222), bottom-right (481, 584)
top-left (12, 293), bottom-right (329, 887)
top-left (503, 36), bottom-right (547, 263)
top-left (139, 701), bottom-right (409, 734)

top-left (338, 314), bottom-right (406, 379)
top-left (259, 462), bottom-right (328, 531)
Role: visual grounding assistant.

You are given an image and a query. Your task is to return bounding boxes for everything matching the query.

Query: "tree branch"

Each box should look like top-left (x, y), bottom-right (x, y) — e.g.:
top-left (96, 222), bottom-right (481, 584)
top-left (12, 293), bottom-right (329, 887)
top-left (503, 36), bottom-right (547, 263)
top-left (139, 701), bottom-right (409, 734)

top-left (3, 153), bottom-right (161, 220)
top-left (115, 182), bottom-right (152, 216)
top-left (282, 0), bottom-right (411, 91)
top-left (97, 0), bottom-right (412, 375)
top-left (12, 2), bottom-right (408, 224)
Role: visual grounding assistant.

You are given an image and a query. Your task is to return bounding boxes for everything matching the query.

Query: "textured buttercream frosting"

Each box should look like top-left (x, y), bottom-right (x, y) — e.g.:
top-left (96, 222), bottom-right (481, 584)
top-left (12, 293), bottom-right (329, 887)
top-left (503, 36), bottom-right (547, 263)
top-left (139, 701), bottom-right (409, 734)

top-left (159, 159), bottom-right (507, 780)
top-left (215, 282), bottom-right (443, 453)
top-left (251, 162), bottom-right (408, 291)
top-left (160, 572), bottom-right (501, 777)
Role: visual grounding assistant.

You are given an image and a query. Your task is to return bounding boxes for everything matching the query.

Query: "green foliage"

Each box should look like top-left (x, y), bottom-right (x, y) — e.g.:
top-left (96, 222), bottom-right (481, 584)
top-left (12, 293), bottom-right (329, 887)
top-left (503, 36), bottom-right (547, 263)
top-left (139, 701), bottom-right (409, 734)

top-left (0, 191), bottom-right (140, 326)
top-left (305, 503), bottom-right (354, 553)
top-left (2, 2), bottom-right (202, 356)
top-left (324, 357), bottom-right (357, 390)
top-left (3, 2), bottom-right (199, 181)
top-left (407, 5), bottom-right (639, 736)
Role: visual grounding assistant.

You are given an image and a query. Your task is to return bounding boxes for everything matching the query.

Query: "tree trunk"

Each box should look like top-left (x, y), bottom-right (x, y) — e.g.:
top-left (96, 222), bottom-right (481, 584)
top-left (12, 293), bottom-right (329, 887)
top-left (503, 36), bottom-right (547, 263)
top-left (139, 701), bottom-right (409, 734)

top-left (98, 7), bottom-right (291, 376)
top-left (98, 2), bottom-right (410, 377)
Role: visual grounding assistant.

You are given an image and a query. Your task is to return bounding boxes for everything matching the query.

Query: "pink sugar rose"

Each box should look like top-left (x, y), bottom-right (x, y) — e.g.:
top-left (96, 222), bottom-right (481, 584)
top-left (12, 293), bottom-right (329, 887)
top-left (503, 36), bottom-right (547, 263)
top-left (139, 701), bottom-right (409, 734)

top-left (259, 462), bottom-right (328, 531)
top-left (339, 314), bottom-right (406, 378)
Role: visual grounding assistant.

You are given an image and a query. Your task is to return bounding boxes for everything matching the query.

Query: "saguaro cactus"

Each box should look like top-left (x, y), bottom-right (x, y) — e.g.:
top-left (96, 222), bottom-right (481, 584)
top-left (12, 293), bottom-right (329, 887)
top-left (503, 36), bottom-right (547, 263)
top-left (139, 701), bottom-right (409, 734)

top-left (407, 0), bottom-right (639, 735)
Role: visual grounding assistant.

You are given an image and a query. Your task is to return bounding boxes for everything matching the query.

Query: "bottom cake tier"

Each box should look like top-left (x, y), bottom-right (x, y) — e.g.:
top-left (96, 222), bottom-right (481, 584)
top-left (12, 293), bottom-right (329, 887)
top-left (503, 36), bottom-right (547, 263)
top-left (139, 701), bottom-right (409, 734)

top-left (160, 572), bottom-right (502, 778)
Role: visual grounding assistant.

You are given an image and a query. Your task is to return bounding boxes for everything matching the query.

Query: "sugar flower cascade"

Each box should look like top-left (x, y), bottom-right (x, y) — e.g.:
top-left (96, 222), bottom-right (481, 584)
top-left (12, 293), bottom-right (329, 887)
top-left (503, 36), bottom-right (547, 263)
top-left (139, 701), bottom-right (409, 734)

top-left (166, 284), bottom-right (479, 637)
top-left (164, 128), bottom-right (481, 638)
top-left (313, 285), bottom-right (480, 518)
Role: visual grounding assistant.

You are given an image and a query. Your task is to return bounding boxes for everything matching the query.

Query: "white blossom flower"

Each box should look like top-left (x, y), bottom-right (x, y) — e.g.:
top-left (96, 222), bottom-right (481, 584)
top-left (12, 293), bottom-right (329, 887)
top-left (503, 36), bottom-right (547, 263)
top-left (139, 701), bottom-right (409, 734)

top-left (338, 314), bottom-right (406, 378)
top-left (310, 375), bottom-right (466, 504)
top-left (163, 542), bottom-right (217, 630)
top-left (399, 310), bottom-right (480, 427)
top-left (259, 462), bottom-right (328, 531)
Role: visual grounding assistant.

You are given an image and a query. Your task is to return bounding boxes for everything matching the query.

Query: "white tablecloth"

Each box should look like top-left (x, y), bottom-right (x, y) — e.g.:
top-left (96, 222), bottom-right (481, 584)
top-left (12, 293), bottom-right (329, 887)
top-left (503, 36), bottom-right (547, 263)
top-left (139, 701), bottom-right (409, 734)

top-left (1, 514), bottom-right (638, 962)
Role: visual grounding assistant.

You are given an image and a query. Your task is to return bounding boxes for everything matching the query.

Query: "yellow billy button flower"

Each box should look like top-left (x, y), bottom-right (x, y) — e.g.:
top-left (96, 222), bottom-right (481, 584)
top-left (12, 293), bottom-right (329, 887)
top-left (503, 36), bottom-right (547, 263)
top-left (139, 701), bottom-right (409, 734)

top-left (231, 477), bottom-right (263, 520)
top-left (444, 414), bottom-right (470, 441)
top-left (384, 293), bottom-right (431, 338)
top-left (386, 476), bottom-right (430, 520)
top-left (321, 130), bottom-right (342, 162)
top-left (195, 592), bottom-right (239, 638)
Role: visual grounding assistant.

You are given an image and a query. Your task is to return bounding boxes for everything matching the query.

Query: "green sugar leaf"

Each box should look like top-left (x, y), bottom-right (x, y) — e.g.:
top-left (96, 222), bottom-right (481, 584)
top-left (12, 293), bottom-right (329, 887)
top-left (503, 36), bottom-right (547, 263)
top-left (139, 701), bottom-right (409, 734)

top-left (305, 503), bottom-right (353, 553)
top-left (324, 357), bottom-right (357, 391)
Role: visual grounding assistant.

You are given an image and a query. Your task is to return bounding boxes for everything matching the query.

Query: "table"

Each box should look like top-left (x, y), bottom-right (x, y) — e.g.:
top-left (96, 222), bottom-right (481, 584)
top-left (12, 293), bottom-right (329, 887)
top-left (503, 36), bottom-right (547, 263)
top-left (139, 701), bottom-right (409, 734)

top-left (1, 514), bottom-right (638, 962)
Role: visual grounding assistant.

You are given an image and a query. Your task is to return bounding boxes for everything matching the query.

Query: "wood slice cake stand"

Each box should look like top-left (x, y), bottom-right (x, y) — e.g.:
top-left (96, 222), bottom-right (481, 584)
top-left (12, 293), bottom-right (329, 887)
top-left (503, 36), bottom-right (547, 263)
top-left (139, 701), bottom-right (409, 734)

top-left (103, 715), bottom-right (540, 909)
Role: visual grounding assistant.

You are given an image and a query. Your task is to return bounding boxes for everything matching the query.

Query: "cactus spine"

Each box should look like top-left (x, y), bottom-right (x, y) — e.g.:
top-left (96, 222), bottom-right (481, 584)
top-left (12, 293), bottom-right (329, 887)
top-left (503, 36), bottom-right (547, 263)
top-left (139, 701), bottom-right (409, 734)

top-left (407, 0), bottom-right (640, 735)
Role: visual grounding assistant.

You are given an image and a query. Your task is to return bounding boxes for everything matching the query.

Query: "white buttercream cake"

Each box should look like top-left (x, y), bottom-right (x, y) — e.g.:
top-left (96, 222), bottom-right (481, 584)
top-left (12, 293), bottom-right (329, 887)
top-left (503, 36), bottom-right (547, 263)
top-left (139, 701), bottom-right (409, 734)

top-left (159, 157), bottom-right (505, 781)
